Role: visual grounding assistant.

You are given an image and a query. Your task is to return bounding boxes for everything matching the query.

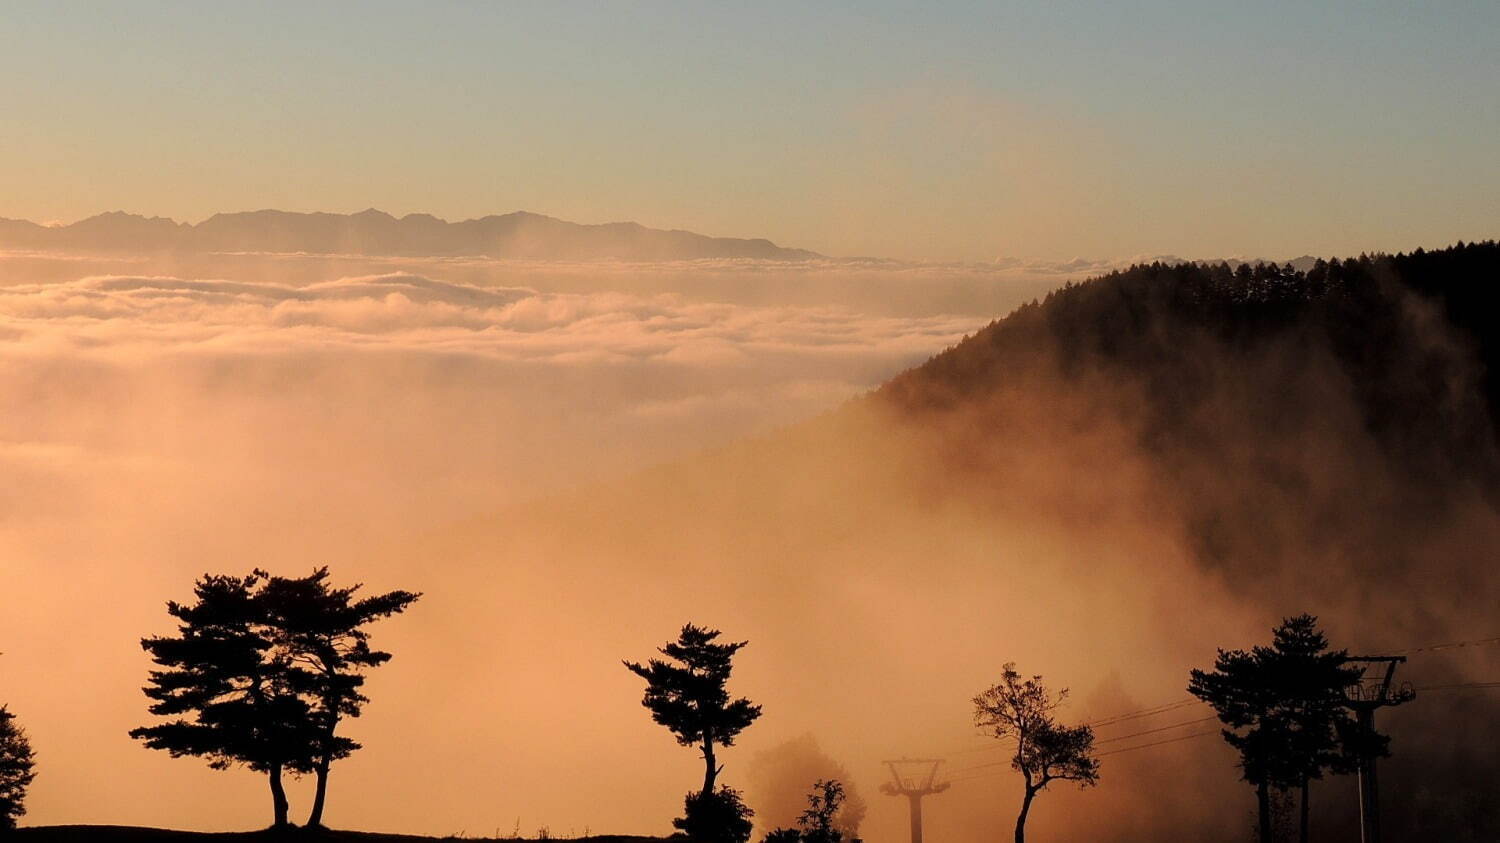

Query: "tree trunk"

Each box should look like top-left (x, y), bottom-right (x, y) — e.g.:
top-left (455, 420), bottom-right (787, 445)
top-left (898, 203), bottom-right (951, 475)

top-left (1299, 776), bottom-right (1309, 843)
top-left (701, 736), bottom-right (718, 797)
top-left (1014, 787), bottom-right (1035, 843)
top-left (306, 756), bottom-right (331, 828)
top-left (267, 762), bottom-right (290, 828)
top-left (306, 700), bottom-right (340, 827)
top-left (1256, 780), bottom-right (1271, 843)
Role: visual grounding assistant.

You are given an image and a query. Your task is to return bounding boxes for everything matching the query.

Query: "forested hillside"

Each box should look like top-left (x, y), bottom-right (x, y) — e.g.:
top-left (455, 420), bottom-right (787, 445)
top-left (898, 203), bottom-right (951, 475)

top-left (878, 242), bottom-right (1500, 591)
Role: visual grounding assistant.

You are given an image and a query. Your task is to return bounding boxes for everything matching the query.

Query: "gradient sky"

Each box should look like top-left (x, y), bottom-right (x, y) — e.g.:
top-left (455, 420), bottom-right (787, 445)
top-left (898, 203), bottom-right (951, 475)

top-left (2, 0), bottom-right (1496, 261)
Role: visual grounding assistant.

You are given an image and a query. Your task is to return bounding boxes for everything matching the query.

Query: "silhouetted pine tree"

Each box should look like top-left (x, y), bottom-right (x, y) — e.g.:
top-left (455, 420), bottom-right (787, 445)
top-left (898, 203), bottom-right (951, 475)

top-left (0, 706), bottom-right (36, 830)
top-left (624, 624), bottom-right (763, 798)
top-left (257, 567), bottom-right (420, 828)
top-left (130, 568), bottom-right (419, 829)
top-left (626, 624), bottom-right (762, 843)
top-left (129, 573), bottom-right (314, 828)
top-left (1189, 614), bottom-right (1365, 843)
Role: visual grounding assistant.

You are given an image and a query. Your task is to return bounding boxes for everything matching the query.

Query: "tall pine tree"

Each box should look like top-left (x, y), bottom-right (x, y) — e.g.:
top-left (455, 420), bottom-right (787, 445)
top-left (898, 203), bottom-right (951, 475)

top-left (624, 624), bottom-right (762, 798)
top-left (626, 624), bottom-right (762, 843)
top-left (129, 573), bottom-right (314, 828)
top-left (131, 569), bottom-right (418, 828)
top-left (0, 706), bottom-right (36, 830)
top-left (258, 567), bottom-right (419, 827)
top-left (1189, 614), bottom-right (1365, 843)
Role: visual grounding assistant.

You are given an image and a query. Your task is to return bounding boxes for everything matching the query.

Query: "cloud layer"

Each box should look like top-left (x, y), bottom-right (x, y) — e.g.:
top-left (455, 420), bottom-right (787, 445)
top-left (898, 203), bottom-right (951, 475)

top-left (1, 272), bottom-right (976, 354)
top-left (0, 272), bottom-right (983, 516)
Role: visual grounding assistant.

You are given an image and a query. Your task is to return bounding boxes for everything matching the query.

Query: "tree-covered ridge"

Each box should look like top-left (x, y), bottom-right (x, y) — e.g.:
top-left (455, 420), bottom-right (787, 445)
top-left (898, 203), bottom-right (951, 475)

top-left (884, 242), bottom-right (1500, 435)
top-left (879, 242), bottom-right (1498, 542)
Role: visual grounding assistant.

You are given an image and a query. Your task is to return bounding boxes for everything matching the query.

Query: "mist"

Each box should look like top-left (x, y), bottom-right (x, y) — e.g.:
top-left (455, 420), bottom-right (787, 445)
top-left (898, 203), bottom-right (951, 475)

top-left (3, 250), bottom-right (1497, 843)
top-left (0, 256), bottom-right (1001, 836)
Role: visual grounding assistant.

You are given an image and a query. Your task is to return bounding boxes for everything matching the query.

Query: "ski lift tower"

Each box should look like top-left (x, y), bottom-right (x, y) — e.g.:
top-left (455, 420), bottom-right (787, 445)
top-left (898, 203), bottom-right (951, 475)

top-left (880, 757), bottom-right (949, 843)
top-left (1343, 655), bottom-right (1416, 843)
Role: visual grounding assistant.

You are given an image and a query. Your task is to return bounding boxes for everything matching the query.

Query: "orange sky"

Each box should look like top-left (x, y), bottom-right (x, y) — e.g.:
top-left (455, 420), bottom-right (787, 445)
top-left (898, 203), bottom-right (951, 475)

top-left (1, 3), bottom-right (1496, 261)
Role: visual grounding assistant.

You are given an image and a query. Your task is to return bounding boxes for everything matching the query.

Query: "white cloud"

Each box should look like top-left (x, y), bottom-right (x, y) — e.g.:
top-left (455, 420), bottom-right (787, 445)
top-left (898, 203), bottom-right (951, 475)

top-left (0, 271), bottom-right (983, 518)
top-left (0, 273), bottom-right (977, 366)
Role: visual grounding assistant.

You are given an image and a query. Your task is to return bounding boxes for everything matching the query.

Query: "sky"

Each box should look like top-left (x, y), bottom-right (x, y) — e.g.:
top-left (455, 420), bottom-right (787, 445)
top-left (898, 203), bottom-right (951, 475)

top-left (2, 1), bottom-right (1497, 261)
top-left (2, 4), bottom-right (1500, 838)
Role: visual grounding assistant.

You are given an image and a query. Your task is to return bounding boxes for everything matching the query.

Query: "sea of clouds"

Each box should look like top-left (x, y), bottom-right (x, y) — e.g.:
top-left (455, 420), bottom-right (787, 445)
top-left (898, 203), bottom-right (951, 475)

top-left (0, 271), bottom-right (986, 517)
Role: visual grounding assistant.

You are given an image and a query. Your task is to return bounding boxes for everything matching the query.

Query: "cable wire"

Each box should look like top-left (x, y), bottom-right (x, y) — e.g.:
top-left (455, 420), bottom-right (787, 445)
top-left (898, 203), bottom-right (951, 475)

top-left (1095, 715), bottom-right (1218, 745)
top-left (1397, 635), bottom-right (1500, 656)
top-left (1414, 681), bottom-right (1500, 692)
top-left (945, 715), bottom-right (1223, 778)
top-left (945, 729), bottom-right (1221, 786)
top-left (1096, 729), bottom-right (1219, 758)
top-left (1085, 698), bottom-right (1201, 728)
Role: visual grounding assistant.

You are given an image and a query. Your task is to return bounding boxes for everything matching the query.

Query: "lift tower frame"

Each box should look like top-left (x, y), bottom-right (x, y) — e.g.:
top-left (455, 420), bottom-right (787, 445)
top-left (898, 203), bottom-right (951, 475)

top-left (1343, 655), bottom-right (1415, 843)
top-left (880, 758), bottom-right (949, 843)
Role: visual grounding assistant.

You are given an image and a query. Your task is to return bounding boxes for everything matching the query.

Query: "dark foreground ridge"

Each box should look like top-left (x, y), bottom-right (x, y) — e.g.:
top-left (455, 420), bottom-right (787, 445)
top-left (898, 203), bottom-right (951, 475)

top-left (17, 827), bottom-right (673, 843)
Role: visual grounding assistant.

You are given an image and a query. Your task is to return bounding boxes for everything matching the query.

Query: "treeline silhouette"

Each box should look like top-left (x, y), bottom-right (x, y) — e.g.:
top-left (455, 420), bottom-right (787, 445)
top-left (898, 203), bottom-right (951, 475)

top-left (885, 242), bottom-right (1500, 473)
top-left (3, 610), bottom-right (1416, 843)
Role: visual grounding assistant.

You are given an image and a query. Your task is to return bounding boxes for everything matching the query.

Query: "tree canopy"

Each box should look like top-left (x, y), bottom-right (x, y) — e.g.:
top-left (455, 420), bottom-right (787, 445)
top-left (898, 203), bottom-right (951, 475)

top-left (1189, 614), bottom-right (1365, 843)
top-left (129, 572), bottom-right (311, 827)
top-left (973, 664), bottom-right (1099, 843)
top-left (257, 567), bottom-right (419, 827)
top-left (626, 624), bottom-right (762, 843)
top-left (130, 569), bottom-right (418, 828)
top-left (624, 623), bottom-right (762, 798)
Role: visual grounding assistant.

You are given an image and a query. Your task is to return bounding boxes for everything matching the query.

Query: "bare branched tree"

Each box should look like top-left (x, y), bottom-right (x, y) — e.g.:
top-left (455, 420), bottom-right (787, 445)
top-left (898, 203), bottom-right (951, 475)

top-left (973, 664), bottom-right (1099, 843)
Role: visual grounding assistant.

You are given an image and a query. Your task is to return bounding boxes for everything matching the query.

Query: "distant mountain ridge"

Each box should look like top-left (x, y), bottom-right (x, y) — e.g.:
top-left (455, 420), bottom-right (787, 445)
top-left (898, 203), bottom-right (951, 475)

top-left (0, 208), bottom-right (822, 261)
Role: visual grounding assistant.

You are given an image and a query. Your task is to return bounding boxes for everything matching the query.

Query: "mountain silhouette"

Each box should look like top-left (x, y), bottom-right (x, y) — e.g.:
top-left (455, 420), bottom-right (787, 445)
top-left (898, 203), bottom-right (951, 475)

top-left (876, 243), bottom-right (1500, 488)
top-left (0, 209), bottom-right (821, 261)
